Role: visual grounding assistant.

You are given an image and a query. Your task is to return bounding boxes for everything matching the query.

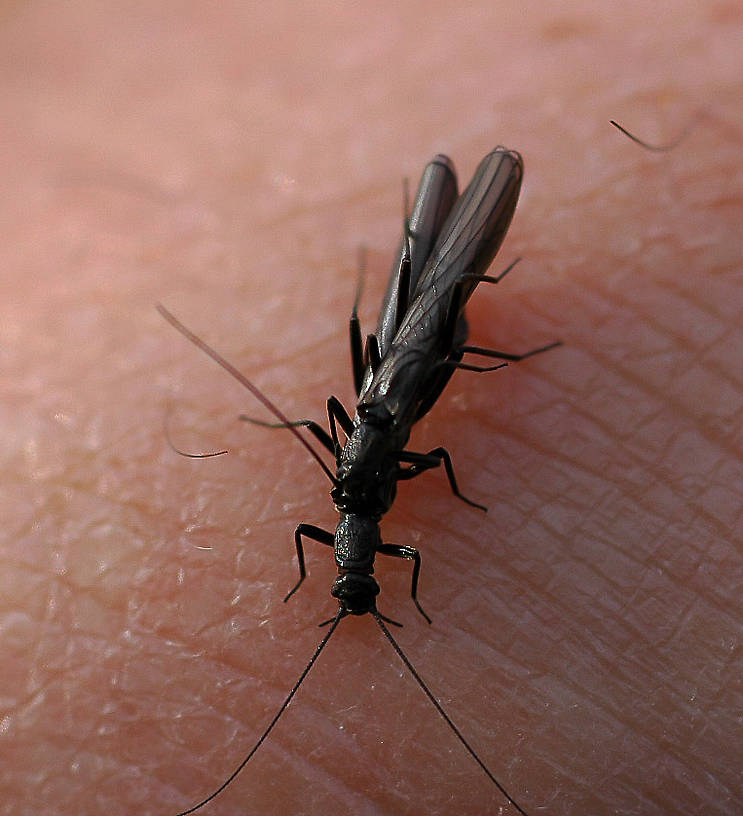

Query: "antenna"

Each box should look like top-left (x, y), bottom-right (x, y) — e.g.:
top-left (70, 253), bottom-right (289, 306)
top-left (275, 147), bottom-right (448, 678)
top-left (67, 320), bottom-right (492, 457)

top-left (174, 611), bottom-right (345, 816)
top-left (374, 611), bottom-right (531, 816)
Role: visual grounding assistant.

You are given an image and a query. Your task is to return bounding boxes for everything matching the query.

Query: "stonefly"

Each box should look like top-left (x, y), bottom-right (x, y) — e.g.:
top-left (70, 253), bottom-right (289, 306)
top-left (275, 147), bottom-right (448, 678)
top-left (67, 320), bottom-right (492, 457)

top-left (158, 146), bottom-right (559, 816)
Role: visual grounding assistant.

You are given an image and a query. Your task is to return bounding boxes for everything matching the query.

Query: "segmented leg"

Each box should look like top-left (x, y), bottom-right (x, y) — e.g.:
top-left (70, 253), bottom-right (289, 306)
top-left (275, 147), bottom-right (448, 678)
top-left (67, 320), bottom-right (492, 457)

top-left (239, 393), bottom-right (355, 458)
top-left (378, 542), bottom-right (431, 624)
top-left (397, 447), bottom-right (487, 512)
top-left (239, 415), bottom-right (335, 453)
top-left (284, 523), bottom-right (334, 602)
top-left (460, 340), bottom-right (562, 362)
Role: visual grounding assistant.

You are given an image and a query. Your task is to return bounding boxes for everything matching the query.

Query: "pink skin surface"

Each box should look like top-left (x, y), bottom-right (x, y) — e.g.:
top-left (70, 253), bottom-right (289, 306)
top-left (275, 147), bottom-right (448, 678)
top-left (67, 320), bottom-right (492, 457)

top-left (1, 3), bottom-right (741, 815)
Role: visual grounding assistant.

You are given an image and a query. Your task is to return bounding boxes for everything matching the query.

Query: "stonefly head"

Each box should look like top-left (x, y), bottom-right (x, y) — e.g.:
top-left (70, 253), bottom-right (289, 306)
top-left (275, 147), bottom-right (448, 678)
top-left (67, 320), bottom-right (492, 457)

top-left (331, 572), bottom-right (380, 615)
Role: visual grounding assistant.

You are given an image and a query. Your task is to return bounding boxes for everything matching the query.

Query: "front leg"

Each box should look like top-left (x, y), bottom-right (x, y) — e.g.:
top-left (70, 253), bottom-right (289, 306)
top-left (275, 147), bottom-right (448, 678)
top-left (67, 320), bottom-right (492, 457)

top-left (397, 447), bottom-right (487, 512)
top-left (378, 543), bottom-right (431, 624)
top-left (284, 523), bottom-right (334, 602)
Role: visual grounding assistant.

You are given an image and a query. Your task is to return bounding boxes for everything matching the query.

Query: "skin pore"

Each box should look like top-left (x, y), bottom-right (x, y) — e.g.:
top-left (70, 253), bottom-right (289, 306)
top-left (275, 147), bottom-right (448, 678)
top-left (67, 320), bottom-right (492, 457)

top-left (1, 2), bottom-right (740, 815)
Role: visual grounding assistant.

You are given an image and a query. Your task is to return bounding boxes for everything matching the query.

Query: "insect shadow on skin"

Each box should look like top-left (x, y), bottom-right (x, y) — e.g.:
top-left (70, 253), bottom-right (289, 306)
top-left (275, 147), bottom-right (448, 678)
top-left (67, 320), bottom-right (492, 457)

top-left (158, 146), bottom-right (561, 816)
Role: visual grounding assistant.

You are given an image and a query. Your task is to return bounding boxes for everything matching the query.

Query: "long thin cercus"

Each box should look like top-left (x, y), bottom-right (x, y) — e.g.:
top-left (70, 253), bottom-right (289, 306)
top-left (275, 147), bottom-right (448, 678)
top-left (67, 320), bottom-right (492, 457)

top-left (158, 146), bottom-right (559, 816)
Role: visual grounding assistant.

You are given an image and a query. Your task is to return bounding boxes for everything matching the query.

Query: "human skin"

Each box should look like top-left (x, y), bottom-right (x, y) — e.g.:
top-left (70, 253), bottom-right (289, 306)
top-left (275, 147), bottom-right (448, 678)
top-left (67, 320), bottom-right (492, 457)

top-left (1, 2), bottom-right (741, 815)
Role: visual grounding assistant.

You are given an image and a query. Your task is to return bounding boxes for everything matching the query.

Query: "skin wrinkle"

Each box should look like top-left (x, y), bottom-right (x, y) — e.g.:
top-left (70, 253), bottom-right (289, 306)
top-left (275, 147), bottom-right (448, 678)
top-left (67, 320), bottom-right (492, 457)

top-left (561, 342), bottom-right (736, 491)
